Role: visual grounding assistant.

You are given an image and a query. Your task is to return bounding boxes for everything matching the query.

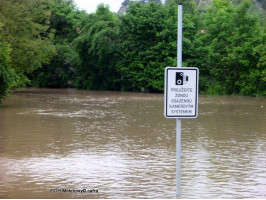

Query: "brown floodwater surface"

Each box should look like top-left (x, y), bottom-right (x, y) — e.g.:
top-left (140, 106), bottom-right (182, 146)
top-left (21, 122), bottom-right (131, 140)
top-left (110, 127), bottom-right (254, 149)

top-left (0, 88), bottom-right (265, 198)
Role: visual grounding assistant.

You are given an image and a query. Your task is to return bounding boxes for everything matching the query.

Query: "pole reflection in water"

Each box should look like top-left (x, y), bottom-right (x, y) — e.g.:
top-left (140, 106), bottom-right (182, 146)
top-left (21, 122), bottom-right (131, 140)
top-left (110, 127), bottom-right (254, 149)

top-left (0, 88), bottom-right (265, 198)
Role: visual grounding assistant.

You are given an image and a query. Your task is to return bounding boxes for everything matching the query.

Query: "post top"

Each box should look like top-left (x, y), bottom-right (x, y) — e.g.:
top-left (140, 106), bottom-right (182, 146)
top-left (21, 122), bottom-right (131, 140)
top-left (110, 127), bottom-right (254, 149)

top-left (178, 3), bottom-right (183, 5)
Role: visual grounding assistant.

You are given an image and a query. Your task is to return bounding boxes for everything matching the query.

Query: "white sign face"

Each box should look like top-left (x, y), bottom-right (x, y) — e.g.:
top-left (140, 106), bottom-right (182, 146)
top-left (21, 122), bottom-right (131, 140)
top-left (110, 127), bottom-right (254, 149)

top-left (164, 67), bottom-right (199, 118)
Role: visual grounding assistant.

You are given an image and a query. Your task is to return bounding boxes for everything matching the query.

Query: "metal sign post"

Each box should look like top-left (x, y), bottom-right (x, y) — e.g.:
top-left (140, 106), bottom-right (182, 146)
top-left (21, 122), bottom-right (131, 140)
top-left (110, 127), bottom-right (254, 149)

top-left (164, 4), bottom-right (199, 198)
top-left (176, 4), bottom-right (182, 198)
top-left (177, 4), bottom-right (182, 69)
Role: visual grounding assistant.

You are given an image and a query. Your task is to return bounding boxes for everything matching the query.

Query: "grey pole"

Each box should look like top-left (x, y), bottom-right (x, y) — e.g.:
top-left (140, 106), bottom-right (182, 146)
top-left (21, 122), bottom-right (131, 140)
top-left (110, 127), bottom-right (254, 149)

top-left (177, 4), bottom-right (182, 68)
top-left (176, 3), bottom-right (182, 199)
top-left (176, 118), bottom-right (181, 198)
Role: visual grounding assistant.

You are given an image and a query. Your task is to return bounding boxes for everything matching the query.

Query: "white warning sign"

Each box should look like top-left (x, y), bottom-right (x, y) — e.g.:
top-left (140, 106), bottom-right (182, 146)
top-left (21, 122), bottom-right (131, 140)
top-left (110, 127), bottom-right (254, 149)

top-left (164, 67), bottom-right (199, 118)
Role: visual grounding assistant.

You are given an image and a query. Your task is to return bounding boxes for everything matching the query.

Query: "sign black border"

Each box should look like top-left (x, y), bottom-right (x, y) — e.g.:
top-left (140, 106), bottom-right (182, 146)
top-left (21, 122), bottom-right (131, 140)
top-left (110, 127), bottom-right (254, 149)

top-left (165, 67), bottom-right (198, 118)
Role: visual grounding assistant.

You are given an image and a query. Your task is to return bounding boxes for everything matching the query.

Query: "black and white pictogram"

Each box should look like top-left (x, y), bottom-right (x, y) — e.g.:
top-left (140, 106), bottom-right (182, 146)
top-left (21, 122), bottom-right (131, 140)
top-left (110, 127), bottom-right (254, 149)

top-left (176, 72), bottom-right (189, 85)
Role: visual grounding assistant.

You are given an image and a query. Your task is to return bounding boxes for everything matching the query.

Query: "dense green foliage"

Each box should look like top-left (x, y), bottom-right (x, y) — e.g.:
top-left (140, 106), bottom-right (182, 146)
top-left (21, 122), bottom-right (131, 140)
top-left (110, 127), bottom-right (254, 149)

top-left (0, 0), bottom-right (55, 102)
top-left (73, 4), bottom-right (120, 90)
top-left (0, 0), bottom-right (55, 84)
top-left (29, 0), bottom-right (85, 88)
top-left (118, 2), bottom-right (174, 92)
top-left (30, 44), bottom-right (80, 88)
top-left (0, 36), bottom-right (17, 103)
top-left (195, 0), bottom-right (265, 95)
top-left (0, 0), bottom-right (265, 103)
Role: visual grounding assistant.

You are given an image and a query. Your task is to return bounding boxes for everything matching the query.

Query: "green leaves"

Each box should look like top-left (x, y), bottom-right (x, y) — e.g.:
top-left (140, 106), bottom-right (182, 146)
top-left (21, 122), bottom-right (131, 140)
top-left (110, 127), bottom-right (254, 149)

top-left (198, 0), bottom-right (265, 95)
top-left (73, 5), bottom-right (120, 90)
top-left (0, 0), bottom-right (55, 79)
top-left (29, 0), bottom-right (86, 88)
top-left (0, 0), bottom-right (265, 102)
top-left (0, 0), bottom-right (57, 102)
top-left (30, 44), bottom-right (80, 88)
top-left (117, 1), bottom-right (180, 92)
top-left (0, 40), bottom-right (18, 102)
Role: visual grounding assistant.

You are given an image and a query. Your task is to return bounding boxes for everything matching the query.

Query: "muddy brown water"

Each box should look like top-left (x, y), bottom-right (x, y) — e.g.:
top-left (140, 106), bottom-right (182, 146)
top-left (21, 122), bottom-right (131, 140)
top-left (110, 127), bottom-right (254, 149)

top-left (0, 88), bottom-right (265, 198)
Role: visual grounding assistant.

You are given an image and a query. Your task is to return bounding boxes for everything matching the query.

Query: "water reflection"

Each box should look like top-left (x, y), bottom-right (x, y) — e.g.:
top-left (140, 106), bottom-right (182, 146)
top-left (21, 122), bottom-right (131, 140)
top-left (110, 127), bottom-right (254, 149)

top-left (0, 88), bottom-right (265, 198)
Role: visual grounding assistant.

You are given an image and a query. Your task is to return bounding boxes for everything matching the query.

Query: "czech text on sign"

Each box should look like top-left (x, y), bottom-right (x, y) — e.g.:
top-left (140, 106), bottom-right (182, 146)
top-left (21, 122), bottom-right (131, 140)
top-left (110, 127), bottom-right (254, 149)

top-left (164, 67), bottom-right (199, 118)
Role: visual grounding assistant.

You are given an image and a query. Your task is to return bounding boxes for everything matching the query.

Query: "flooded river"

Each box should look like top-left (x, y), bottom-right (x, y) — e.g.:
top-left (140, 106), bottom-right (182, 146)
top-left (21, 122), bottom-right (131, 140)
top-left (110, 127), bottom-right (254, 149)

top-left (0, 88), bottom-right (265, 198)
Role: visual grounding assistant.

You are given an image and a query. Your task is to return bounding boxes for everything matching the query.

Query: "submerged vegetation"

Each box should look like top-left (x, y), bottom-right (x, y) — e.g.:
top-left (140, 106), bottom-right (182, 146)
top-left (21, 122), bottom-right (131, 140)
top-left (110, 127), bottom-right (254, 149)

top-left (0, 0), bottom-right (265, 103)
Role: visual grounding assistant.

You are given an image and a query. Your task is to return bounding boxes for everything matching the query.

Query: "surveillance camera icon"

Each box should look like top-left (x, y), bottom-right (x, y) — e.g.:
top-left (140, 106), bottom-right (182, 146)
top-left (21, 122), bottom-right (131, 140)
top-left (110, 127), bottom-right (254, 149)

top-left (176, 72), bottom-right (189, 85)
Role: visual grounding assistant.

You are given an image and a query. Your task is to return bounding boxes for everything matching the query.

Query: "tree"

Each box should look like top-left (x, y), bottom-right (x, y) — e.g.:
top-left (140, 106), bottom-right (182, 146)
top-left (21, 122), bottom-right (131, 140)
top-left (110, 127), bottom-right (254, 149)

top-left (0, 27), bottom-right (17, 103)
top-left (0, 0), bottom-right (55, 86)
top-left (49, 0), bottom-right (87, 44)
top-left (197, 0), bottom-right (265, 95)
top-left (73, 4), bottom-right (120, 90)
top-left (117, 2), bottom-right (169, 91)
top-left (29, 0), bottom-right (87, 88)
top-left (117, 0), bottom-right (199, 92)
top-left (30, 44), bottom-right (80, 88)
